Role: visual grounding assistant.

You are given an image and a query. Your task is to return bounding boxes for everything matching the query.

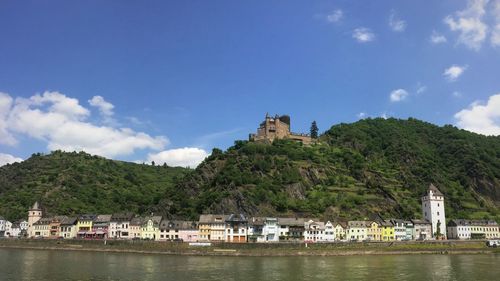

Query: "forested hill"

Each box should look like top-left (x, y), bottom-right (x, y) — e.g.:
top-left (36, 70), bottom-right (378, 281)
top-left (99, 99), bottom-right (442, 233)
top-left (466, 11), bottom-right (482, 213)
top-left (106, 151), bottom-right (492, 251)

top-left (156, 118), bottom-right (500, 222)
top-left (2, 118), bottom-right (499, 222)
top-left (0, 151), bottom-right (188, 220)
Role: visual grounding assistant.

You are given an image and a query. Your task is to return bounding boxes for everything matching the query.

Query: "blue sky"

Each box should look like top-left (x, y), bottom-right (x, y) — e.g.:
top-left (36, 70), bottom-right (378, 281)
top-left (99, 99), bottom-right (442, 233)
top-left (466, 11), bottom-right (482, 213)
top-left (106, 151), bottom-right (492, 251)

top-left (1, 0), bottom-right (500, 167)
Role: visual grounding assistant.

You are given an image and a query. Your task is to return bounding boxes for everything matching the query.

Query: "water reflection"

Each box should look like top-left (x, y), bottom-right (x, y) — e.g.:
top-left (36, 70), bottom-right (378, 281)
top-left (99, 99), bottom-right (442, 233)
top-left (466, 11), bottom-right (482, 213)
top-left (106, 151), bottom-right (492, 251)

top-left (1, 248), bottom-right (499, 281)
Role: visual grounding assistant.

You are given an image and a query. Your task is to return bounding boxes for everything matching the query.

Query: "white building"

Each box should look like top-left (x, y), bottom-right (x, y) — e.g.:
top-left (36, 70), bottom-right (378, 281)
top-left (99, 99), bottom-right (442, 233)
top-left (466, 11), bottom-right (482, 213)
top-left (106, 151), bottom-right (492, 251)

top-left (324, 221), bottom-right (335, 241)
top-left (248, 217), bottom-right (280, 242)
top-left (109, 213), bottom-right (134, 239)
top-left (391, 219), bottom-right (407, 241)
top-left (422, 184), bottom-right (446, 239)
top-left (447, 219), bottom-right (500, 240)
top-left (59, 217), bottom-right (78, 239)
top-left (304, 220), bottom-right (325, 242)
top-left (347, 221), bottom-right (370, 241)
top-left (0, 217), bottom-right (7, 237)
top-left (224, 214), bottom-right (248, 243)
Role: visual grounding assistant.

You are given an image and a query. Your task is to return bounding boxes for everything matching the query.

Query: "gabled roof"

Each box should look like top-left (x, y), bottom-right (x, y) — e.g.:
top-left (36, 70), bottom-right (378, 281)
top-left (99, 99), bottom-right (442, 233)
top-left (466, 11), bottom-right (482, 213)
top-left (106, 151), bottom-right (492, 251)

top-left (94, 215), bottom-right (112, 223)
top-left (33, 217), bottom-right (52, 225)
top-left (410, 219), bottom-right (431, 225)
top-left (278, 217), bottom-right (316, 226)
top-left (348, 221), bottom-right (372, 228)
top-left (448, 219), bottom-right (499, 227)
top-left (428, 183), bottom-right (443, 196)
top-left (111, 213), bottom-right (134, 222)
top-left (199, 214), bottom-right (229, 224)
top-left (249, 217), bottom-right (265, 226)
top-left (226, 214), bottom-right (247, 223)
top-left (77, 214), bottom-right (96, 221)
top-left (142, 216), bottom-right (162, 226)
top-left (130, 217), bottom-right (144, 226)
top-left (379, 220), bottom-right (394, 227)
top-left (159, 220), bottom-right (198, 230)
top-left (60, 217), bottom-right (78, 226)
top-left (332, 221), bottom-right (348, 228)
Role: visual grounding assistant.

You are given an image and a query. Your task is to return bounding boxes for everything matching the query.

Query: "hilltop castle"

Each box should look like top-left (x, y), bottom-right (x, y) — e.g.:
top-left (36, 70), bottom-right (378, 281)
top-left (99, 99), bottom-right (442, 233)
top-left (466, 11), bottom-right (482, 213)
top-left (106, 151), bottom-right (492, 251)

top-left (249, 113), bottom-right (312, 145)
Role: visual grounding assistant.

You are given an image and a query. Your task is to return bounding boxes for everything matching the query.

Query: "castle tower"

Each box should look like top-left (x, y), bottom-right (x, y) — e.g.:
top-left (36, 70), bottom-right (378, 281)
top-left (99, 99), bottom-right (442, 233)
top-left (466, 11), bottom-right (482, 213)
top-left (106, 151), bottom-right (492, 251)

top-left (28, 201), bottom-right (42, 238)
top-left (422, 184), bottom-right (446, 239)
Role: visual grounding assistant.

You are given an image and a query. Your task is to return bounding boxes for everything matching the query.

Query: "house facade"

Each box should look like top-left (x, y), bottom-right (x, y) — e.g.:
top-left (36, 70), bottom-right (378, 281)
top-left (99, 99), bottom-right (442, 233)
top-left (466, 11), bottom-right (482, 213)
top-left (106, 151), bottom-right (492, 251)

top-left (33, 218), bottom-right (52, 238)
top-left (304, 220), bottom-right (325, 242)
top-left (367, 221), bottom-right (382, 241)
top-left (277, 218), bottom-right (306, 241)
top-left (381, 220), bottom-right (395, 241)
top-left (198, 214), bottom-right (227, 242)
top-left (248, 217), bottom-right (279, 243)
top-left (92, 215), bottom-right (112, 239)
top-left (392, 219), bottom-right (407, 241)
top-left (159, 220), bottom-right (199, 242)
top-left (60, 217), bottom-right (77, 239)
top-left (225, 214), bottom-right (248, 243)
top-left (129, 217), bottom-right (143, 239)
top-left (109, 213), bottom-right (134, 239)
top-left (141, 216), bottom-right (162, 240)
top-left (447, 219), bottom-right (500, 240)
top-left (76, 214), bottom-right (96, 239)
top-left (411, 219), bottom-right (432, 240)
top-left (347, 221), bottom-right (370, 241)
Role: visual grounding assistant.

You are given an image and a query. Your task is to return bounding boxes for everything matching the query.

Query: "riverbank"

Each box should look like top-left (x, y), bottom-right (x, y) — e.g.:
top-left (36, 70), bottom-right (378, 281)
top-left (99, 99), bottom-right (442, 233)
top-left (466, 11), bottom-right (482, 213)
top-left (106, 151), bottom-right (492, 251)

top-left (1, 239), bottom-right (498, 256)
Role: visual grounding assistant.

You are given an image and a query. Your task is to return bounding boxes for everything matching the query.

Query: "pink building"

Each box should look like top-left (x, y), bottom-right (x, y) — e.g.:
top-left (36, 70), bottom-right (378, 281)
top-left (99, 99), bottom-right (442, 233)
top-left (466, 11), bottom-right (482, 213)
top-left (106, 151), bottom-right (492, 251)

top-left (159, 220), bottom-right (199, 242)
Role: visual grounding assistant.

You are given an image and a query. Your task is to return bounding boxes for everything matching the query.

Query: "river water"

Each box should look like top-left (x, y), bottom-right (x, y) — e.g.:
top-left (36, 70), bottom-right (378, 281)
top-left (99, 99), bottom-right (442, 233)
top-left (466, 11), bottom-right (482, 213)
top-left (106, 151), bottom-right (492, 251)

top-left (1, 248), bottom-right (499, 280)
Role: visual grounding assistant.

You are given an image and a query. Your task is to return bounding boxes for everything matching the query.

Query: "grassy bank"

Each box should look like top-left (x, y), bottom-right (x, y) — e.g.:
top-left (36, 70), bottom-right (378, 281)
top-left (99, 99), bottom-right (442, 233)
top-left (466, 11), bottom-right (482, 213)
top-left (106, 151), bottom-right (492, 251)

top-left (0, 239), bottom-right (498, 256)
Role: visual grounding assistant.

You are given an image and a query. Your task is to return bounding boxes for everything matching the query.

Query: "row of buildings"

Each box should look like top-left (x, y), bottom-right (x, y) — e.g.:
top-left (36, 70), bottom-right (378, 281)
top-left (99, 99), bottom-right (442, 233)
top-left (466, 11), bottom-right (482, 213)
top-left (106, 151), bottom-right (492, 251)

top-left (1, 185), bottom-right (499, 242)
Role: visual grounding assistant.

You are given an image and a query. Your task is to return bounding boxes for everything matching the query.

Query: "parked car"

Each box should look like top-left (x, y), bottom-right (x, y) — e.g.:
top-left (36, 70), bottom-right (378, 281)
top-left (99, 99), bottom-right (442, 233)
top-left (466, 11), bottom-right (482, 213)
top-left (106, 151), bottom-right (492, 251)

top-left (486, 240), bottom-right (500, 248)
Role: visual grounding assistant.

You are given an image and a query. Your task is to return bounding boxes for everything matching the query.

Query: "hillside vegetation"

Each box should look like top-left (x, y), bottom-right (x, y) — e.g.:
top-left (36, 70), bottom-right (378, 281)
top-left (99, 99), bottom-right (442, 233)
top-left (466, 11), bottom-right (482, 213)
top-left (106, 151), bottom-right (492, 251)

top-left (0, 151), bottom-right (187, 220)
top-left (1, 118), bottom-right (499, 222)
top-left (156, 118), bottom-right (500, 221)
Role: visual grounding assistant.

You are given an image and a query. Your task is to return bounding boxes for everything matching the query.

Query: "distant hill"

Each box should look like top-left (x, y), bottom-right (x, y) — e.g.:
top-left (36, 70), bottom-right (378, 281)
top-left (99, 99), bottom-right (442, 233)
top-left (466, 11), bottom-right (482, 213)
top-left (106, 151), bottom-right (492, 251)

top-left (2, 118), bottom-right (499, 223)
top-left (0, 151), bottom-right (188, 220)
top-left (155, 118), bottom-right (500, 222)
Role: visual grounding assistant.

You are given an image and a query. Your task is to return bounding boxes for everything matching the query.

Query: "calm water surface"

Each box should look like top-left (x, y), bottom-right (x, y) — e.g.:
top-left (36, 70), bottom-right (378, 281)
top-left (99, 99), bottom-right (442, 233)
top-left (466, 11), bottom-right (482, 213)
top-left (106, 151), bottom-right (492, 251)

top-left (1, 248), bottom-right (500, 281)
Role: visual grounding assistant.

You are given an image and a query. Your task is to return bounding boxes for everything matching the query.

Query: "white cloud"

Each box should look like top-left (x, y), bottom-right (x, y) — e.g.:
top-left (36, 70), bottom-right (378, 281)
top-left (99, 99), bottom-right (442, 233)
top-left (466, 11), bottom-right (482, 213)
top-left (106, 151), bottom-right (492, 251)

top-left (326, 9), bottom-right (343, 23)
top-left (352, 27), bottom-right (375, 43)
top-left (390, 89), bottom-right (409, 102)
top-left (492, 0), bottom-right (500, 46)
top-left (1, 91), bottom-right (168, 158)
top-left (443, 65), bottom-right (468, 81)
top-left (0, 92), bottom-right (16, 145)
top-left (89, 95), bottom-right (114, 117)
top-left (357, 112), bottom-right (366, 118)
top-left (444, 0), bottom-right (489, 50)
top-left (416, 84), bottom-right (427, 94)
top-left (453, 91), bottom-right (463, 98)
top-left (147, 147), bottom-right (209, 168)
top-left (430, 31), bottom-right (447, 44)
top-left (454, 93), bottom-right (500, 135)
top-left (0, 153), bottom-right (23, 166)
top-left (381, 112), bottom-right (389, 119)
top-left (389, 10), bottom-right (407, 32)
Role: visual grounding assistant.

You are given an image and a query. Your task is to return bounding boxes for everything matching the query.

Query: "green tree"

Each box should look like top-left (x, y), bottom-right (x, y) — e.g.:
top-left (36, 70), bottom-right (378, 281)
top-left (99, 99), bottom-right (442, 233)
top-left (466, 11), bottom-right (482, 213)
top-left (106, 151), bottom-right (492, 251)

top-left (310, 121), bottom-right (319, 139)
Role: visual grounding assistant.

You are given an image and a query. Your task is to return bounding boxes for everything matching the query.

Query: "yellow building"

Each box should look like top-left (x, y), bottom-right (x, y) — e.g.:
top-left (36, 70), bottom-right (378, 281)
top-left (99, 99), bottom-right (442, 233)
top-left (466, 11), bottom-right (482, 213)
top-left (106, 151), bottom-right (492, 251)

top-left (141, 216), bottom-right (162, 240)
top-left (198, 214), bottom-right (228, 242)
top-left (77, 214), bottom-right (96, 238)
top-left (367, 221), bottom-right (382, 241)
top-left (381, 220), bottom-right (395, 241)
top-left (333, 222), bottom-right (347, 241)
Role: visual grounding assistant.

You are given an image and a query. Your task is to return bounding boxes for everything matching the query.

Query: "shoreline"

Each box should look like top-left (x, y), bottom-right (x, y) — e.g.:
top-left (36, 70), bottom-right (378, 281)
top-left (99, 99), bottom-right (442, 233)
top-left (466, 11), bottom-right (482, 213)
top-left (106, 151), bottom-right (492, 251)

top-left (1, 239), bottom-right (498, 257)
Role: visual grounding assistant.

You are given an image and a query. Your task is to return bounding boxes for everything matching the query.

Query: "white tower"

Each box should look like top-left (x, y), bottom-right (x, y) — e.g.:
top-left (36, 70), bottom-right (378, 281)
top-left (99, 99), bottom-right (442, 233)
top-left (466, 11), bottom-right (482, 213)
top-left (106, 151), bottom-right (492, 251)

top-left (422, 184), bottom-right (446, 239)
top-left (27, 201), bottom-right (42, 238)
